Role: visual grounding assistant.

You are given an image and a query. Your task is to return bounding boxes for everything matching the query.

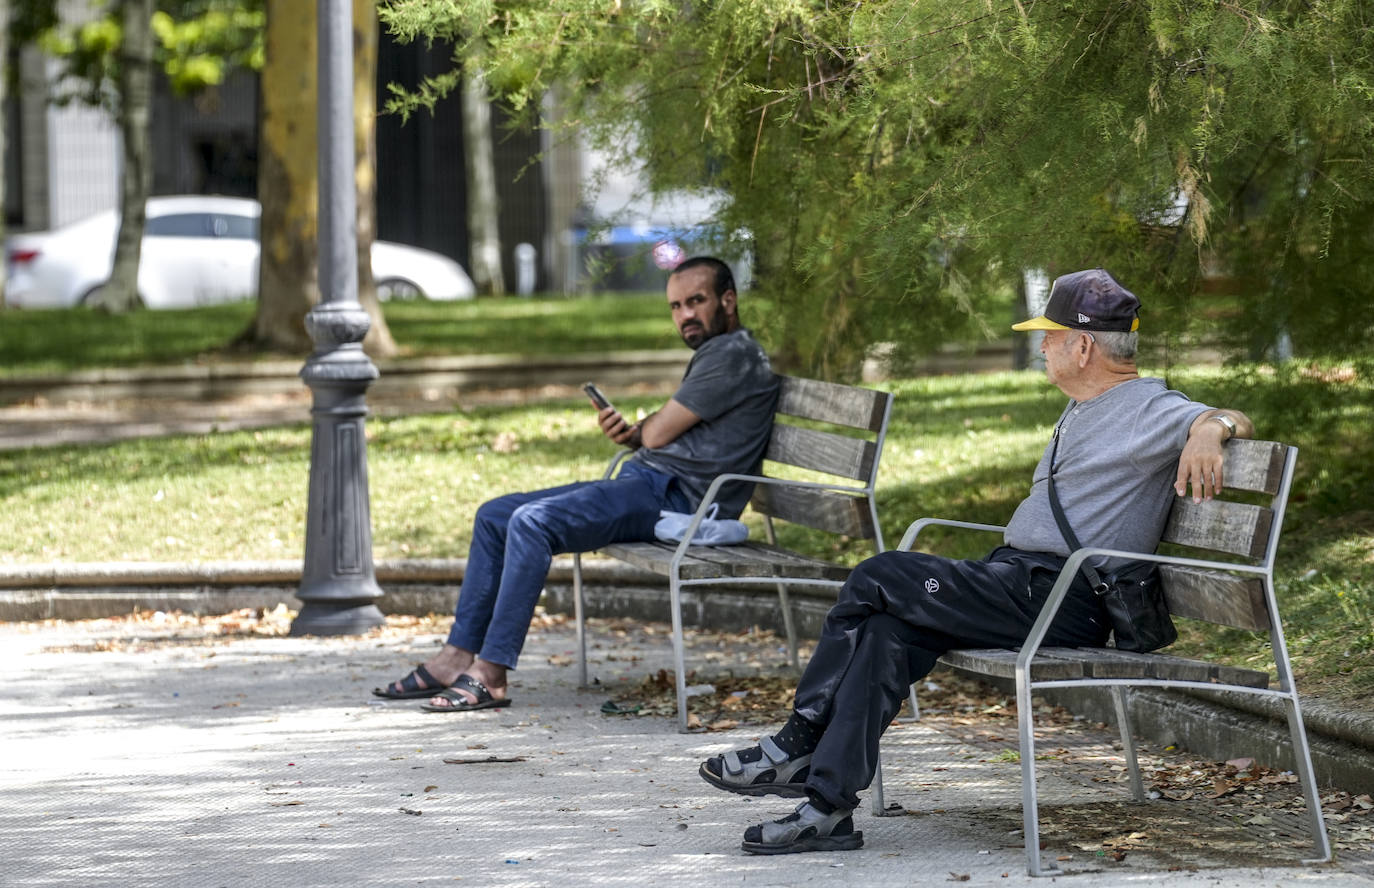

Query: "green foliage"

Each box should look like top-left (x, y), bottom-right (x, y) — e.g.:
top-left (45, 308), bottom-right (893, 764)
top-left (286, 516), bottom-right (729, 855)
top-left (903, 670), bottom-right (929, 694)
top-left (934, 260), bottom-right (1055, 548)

top-left (22, 0), bottom-right (264, 109)
top-left (380, 0), bottom-right (1374, 377)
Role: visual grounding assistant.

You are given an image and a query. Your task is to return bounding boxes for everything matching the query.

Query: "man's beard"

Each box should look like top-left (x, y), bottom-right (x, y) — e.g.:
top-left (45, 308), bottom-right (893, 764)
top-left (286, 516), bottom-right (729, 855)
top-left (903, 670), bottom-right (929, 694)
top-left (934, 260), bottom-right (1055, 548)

top-left (680, 306), bottom-right (729, 349)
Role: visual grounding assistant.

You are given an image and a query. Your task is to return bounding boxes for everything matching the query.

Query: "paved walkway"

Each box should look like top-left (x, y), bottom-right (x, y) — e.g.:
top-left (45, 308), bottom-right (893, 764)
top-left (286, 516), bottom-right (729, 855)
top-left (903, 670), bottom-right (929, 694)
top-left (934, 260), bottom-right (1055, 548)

top-left (2, 612), bottom-right (1371, 888)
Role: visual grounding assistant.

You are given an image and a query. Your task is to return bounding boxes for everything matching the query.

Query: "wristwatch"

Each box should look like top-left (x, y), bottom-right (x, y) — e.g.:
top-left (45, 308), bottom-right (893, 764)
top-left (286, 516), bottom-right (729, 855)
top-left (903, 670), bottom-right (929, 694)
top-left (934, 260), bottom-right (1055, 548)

top-left (1210, 413), bottom-right (1237, 439)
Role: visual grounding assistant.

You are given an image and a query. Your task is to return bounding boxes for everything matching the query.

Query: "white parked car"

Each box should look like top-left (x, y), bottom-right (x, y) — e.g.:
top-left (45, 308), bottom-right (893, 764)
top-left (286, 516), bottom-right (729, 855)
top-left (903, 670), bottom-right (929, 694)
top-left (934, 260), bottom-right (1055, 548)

top-left (3, 195), bottom-right (476, 308)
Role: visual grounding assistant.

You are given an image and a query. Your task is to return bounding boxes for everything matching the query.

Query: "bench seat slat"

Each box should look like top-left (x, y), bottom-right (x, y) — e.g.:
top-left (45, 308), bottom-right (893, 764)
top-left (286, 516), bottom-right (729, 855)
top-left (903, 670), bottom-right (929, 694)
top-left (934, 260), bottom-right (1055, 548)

top-left (939, 648), bottom-right (1086, 681)
top-left (943, 647), bottom-right (1269, 688)
top-left (599, 542), bottom-right (726, 580)
top-left (597, 541), bottom-right (852, 583)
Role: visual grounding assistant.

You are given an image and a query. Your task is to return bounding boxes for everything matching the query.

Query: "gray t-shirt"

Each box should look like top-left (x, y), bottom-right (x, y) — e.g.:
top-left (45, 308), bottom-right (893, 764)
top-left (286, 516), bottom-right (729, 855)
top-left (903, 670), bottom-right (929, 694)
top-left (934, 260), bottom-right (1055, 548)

top-left (632, 328), bottom-right (779, 517)
top-left (1004, 377), bottom-right (1212, 562)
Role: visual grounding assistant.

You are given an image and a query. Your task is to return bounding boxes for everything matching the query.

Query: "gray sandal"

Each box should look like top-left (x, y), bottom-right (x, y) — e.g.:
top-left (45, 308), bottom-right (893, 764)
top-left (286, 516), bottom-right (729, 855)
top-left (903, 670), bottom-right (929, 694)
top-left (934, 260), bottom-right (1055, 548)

top-left (742, 800), bottom-right (863, 855)
top-left (699, 736), bottom-right (810, 798)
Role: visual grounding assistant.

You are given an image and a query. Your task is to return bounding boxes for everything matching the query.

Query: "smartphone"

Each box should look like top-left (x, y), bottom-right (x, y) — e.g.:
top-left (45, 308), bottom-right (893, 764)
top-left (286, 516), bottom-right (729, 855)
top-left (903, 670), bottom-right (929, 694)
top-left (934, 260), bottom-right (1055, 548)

top-left (582, 382), bottom-right (612, 411)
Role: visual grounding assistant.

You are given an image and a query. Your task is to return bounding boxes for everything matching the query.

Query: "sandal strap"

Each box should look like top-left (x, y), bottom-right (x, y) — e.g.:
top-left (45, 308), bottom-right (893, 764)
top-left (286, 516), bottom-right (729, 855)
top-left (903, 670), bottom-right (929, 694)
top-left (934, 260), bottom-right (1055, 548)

top-left (759, 801), bottom-right (853, 844)
top-left (759, 736), bottom-right (790, 765)
top-left (450, 673), bottom-right (493, 705)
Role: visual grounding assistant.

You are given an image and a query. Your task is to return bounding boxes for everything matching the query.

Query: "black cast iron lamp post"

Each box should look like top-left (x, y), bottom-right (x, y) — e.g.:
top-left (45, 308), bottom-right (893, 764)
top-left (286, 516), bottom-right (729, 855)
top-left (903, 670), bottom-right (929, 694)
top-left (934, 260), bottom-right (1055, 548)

top-left (290, 0), bottom-right (385, 635)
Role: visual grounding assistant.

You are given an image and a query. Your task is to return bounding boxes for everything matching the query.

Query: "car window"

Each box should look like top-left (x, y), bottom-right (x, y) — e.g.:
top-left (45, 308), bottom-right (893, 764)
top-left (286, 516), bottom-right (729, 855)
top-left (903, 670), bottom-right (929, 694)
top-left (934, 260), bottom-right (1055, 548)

top-left (145, 212), bottom-right (259, 240)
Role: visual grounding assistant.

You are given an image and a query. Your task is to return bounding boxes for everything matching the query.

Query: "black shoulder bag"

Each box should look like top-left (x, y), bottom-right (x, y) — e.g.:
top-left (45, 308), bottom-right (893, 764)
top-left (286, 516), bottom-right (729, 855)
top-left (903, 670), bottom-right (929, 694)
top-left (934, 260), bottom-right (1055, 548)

top-left (1045, 428), bottom-right (1177, 653)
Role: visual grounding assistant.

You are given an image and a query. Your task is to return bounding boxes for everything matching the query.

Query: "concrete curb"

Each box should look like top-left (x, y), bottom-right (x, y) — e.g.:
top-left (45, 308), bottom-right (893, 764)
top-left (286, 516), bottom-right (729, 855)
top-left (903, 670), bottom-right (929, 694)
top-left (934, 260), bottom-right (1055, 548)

top-left (2, 556), bottom-right (1372, 793)
top-left (0, 349), bottom-right (692, 404)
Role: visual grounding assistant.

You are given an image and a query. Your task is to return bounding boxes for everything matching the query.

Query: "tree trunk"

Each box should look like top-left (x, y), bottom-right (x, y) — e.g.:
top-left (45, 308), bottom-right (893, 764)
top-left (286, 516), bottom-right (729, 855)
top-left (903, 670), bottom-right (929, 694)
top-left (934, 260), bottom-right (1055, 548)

top-left (245, 0), bottom-right (318, 353)
top-left (353, 0), bottom-right (396, 356)
top-left (99, 0), bottom-right (156, 313)
top-left (241, 0), bottom-right (396, 355)
top-left (462, 64), bottom-right (504, 296)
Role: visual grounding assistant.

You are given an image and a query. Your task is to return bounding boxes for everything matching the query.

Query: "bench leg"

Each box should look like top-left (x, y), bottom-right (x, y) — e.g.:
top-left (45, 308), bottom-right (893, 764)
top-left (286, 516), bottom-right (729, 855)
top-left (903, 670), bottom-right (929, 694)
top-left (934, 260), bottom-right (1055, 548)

top-left (1284, 694), bottom-right (1333, 863)
top-left (573, 553), bottom-right (588, 688)
top-left (774, 581), bottom-right (798, 670)
top-left (1111, 686), bottom-right (1145, 802)
top-left (669, 572), bottom-right (690, 732)
top-left (870, 757), bottom-right (886, 815)
top-left (905, 683), bottom-right (921, 722)
top-left (1016, 671), bottom-right (1054, 876)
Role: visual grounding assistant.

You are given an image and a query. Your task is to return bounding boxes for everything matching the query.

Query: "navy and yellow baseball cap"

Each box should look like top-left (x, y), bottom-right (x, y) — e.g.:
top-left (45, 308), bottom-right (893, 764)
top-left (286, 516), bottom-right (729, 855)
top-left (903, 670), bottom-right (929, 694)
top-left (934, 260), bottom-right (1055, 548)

top-left (1012, 268), bottom-right (1141, 332)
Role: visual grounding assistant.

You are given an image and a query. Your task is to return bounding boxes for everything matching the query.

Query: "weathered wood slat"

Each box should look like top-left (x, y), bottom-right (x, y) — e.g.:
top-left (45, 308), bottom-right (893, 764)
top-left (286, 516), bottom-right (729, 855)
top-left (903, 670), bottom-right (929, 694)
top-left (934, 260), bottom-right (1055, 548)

top-left (672, 544), bottom-right (786, 578)
top-left (733, 542), bottom-right (853, 581)
top-left (765, 424), bottom-right (876, 480)
top-left (597, 541), bottom-right (852, 583)
top-left (1212, 662), bottom-right (1272, 688)
top-left (775, 376), bottom-right (889, 431)
top-left (751, 485), bottom-right (875, 538)
top-left (1161, 499), bottom-right (1272, 559)
top-left (1159, 563), bottom-right (1270, 631)
top-left (1218, 438), bottom-right (1287, 495)
top-left (939, 648), bottom-right (1086, 681)
top-left (598, 542), bottom-right (726, 580)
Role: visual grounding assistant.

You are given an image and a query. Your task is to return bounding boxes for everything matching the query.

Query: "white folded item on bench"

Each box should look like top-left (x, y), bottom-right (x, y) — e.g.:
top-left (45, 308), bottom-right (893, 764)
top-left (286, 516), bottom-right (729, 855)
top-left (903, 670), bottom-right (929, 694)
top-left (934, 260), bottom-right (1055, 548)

top-left (654, 505), bottom-right (749, 546)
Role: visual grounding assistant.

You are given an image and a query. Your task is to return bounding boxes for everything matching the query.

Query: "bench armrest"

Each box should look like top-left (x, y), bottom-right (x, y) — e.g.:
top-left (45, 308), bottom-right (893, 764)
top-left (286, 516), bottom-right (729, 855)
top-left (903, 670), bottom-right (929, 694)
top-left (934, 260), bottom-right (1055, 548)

top-left (898, 517), bottom-right (1007, 552)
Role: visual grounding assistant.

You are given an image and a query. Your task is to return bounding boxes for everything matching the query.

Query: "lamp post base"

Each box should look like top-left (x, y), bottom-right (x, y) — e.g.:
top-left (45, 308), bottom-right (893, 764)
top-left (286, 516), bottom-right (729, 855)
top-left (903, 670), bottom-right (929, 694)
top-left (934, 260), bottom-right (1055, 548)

top-left (290, 600), bottom-right (386, 636)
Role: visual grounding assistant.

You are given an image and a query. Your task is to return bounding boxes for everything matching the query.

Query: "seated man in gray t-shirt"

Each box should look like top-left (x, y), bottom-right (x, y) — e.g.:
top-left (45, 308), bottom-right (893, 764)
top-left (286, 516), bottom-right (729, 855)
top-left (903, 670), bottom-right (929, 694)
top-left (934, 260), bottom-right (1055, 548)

top-left (698, 268), bottom-right (1255, 855)
top-left (375, 257), bottom-right (779, 713)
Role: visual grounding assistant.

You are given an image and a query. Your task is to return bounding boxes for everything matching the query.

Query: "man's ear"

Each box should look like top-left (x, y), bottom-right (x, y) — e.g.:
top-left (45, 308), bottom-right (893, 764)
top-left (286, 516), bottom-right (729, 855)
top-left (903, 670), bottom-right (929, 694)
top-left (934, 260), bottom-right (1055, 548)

top-left (721, 288), bottom-right (738, 318)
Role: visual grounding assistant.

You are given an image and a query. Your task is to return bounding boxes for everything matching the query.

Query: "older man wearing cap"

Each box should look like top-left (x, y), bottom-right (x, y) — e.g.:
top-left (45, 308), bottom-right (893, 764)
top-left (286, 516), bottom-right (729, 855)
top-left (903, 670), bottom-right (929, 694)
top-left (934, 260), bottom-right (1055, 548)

top-left (696, 268), bottom-right (1254, 856)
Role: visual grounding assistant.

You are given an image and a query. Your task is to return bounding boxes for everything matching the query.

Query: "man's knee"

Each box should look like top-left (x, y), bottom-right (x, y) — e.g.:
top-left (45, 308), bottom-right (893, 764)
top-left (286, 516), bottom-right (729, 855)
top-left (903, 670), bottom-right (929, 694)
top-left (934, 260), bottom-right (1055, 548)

top-left (838, 550), bottom-right (943, 609)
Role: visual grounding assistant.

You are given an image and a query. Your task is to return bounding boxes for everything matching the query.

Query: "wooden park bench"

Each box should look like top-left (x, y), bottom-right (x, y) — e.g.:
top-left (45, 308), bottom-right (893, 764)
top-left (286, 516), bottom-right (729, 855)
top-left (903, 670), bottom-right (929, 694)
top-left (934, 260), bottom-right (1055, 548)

top-left (571, 375), bottom-right (894, 731)
top-left (874, 437), bottom-right (1331, 875)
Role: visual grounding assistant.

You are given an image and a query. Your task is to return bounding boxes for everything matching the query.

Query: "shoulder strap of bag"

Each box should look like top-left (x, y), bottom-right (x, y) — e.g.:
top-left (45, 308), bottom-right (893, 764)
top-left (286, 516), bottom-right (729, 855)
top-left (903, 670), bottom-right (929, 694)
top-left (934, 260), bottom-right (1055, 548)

top-left (1045, 426), bottom-right (1106, 592)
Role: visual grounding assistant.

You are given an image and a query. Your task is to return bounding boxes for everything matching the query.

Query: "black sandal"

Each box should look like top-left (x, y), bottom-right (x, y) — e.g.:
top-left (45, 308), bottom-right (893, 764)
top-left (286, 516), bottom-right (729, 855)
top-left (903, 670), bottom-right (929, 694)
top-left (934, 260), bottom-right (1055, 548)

top-left (373, 664), bottom-right (447, 700)
top-left (420, 674), bottom-right (513, 713)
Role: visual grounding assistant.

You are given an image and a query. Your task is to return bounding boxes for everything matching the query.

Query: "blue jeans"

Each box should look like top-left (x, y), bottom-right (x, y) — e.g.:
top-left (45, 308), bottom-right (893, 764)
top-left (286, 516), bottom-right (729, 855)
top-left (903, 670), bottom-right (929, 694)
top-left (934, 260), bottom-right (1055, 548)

top-left (446, 461), bottom-right (691, 669)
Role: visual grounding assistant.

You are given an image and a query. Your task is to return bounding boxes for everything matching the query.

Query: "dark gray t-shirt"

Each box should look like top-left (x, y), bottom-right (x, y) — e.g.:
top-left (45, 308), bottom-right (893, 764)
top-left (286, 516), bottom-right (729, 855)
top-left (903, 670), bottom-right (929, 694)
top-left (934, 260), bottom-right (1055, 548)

top-left (1004, 377), bottom-right (1211, 563)
top-left (632, 328), bottom-right (779, 517)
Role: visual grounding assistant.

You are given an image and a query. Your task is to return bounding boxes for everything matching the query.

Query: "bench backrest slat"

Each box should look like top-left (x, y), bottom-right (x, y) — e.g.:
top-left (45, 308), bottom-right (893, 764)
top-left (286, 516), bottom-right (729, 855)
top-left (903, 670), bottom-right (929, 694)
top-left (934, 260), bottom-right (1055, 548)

top-left (1158, 563), bottom-right (1270, 630)
top-left (775, 376), bottom-right (890, 432)
top-left (747, 375), bottom-right (891, 538)
top-left (751, 485), bottom-right (876, 538)
top-left (1160, 499), bottom-right (1274, 559)
top-left (1211, 438), bottom-right (1287, 495)
top-left (1154, 439), bottom-right (1295, 632)
top-left (765, 424), bottom-right (877, 481)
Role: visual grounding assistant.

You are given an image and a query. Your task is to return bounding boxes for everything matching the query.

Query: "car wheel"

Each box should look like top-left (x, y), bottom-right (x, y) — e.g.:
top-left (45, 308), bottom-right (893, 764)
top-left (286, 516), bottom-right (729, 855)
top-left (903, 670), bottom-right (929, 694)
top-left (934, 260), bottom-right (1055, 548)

top-left (376, 278), bottom-right (423, 302)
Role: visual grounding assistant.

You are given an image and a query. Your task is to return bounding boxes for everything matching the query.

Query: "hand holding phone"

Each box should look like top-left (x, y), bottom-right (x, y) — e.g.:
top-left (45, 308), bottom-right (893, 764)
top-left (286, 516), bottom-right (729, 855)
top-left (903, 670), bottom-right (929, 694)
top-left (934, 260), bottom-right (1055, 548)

top-left (582, 382), bottom-right (612, 411)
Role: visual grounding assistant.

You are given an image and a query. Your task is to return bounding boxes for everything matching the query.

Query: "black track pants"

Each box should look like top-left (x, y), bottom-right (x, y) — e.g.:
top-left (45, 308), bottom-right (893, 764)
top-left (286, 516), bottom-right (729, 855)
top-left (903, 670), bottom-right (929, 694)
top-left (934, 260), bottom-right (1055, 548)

top-left (795, 546), bottom-right (1109, 809)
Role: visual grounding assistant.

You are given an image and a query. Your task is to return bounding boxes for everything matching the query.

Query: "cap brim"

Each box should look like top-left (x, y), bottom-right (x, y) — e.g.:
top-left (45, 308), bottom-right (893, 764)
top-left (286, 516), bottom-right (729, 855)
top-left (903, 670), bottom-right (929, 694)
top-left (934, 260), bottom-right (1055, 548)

top-left (1011, 316), bottom-right (1070, 331)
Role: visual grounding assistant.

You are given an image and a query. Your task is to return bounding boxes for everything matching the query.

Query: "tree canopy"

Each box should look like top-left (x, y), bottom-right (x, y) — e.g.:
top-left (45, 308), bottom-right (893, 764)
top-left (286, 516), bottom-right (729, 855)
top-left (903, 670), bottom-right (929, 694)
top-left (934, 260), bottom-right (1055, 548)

top-left (380, 0), bottom-right (1374, 376)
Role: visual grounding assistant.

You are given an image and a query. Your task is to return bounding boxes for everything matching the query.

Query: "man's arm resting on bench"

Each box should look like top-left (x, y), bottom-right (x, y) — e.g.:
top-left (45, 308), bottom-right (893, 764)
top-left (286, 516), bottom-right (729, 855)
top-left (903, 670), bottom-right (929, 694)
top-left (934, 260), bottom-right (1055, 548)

top-left (1175, 408), bottom-right (1255, 504)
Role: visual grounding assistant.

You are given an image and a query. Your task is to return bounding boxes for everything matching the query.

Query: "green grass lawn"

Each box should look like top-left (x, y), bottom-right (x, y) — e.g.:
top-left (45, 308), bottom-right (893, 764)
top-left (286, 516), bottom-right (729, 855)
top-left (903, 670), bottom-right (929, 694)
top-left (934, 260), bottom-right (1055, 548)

top-left (0, 294), bottom-right (680, 376)
top-left (2, 360), bottom-right (1370, 704)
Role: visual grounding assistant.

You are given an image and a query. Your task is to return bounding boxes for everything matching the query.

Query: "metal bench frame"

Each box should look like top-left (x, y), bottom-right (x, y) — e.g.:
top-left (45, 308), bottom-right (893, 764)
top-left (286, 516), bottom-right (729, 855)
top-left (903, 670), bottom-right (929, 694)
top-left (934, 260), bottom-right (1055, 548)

top-left (571, 375), bottom-right (893, 731)
top-left (874, 438), bottom-right (1331, 875)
